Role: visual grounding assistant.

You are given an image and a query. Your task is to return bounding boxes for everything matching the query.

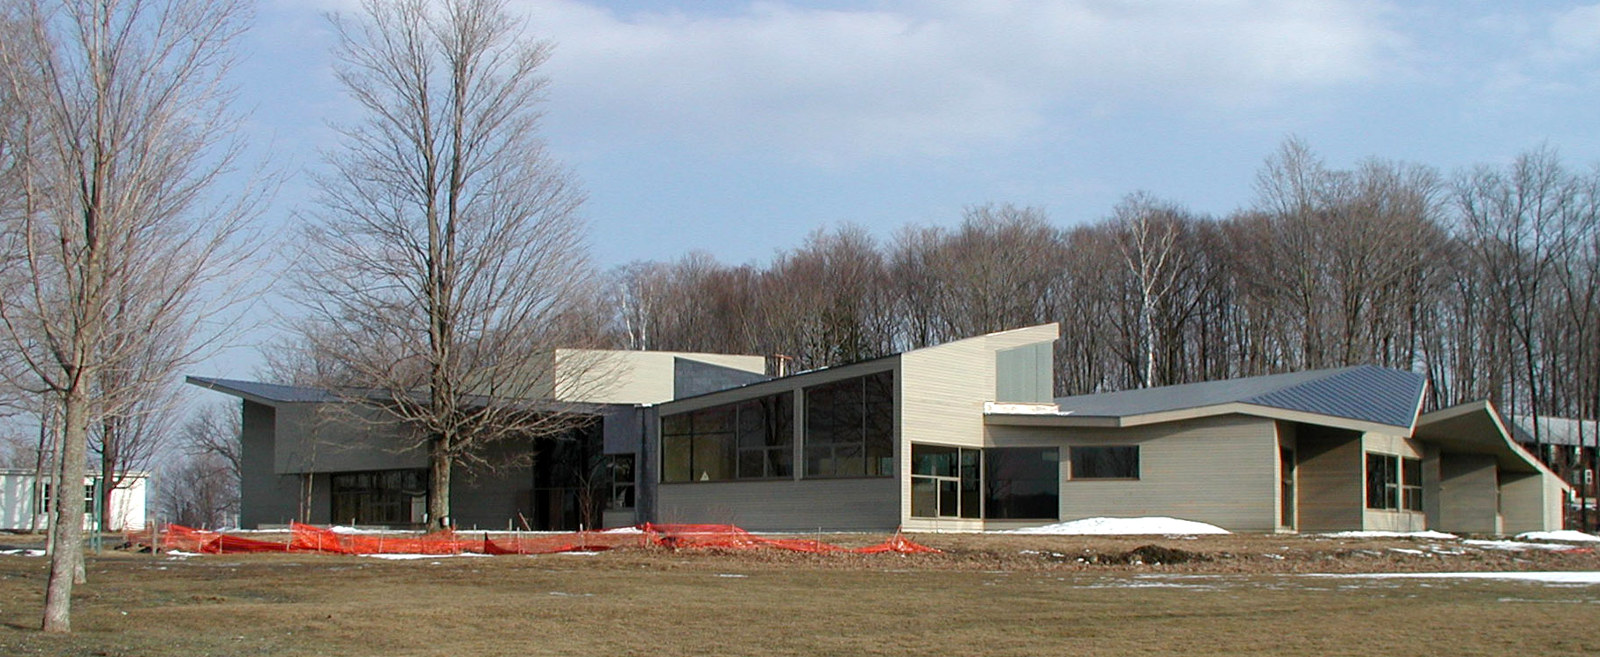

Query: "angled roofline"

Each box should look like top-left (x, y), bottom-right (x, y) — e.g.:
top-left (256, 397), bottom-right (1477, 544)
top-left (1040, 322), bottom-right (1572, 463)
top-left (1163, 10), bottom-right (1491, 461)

top-left (989, 364), bottom-right (1427, 433)
top-left (984, 401), bottom-right (1414, 434)
top-left (1415, 399), bottom-right (1568, 484)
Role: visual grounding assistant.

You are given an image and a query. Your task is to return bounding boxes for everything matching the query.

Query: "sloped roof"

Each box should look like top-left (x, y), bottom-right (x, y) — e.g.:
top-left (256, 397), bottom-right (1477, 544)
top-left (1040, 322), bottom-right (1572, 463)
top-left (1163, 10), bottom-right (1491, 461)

top-left (1508, 415), bottom-right (1599, 447)
top-left (1045, 365), bottom-right (1427, 431)
top-left (186, 376), bottom-right (340, 404)
top-left (1418, 401), bottom-right (1565, 477)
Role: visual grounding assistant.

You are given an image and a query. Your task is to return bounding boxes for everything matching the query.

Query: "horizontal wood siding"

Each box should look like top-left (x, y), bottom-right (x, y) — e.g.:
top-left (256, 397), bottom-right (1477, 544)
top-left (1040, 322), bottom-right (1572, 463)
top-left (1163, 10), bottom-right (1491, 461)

top-left (899, 324), bottom-right (1058, 524)
top-left (1435, 453), bottom-right (1499, 534)
top-left (1500, 471), bottom-right (1562, 533)
top-left (656, 478), bottom-right (899, 531)
top-left (986, 415), bottom-right (1279, 532)
top-left (1296, 425), bottom-right (1363, 531)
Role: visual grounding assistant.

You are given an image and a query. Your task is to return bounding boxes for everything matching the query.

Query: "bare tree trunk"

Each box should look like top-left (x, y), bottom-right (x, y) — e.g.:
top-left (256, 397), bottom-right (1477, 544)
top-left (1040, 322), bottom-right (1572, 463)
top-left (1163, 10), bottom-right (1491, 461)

top-left (43, 390), bottom-right (88, 633)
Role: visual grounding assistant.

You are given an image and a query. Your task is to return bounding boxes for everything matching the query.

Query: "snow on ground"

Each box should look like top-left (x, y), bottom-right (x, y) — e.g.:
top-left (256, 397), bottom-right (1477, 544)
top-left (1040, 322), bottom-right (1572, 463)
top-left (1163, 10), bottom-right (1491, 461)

top-left (1312, 571), bottom-right (1600, 584)
top-left (1320, 530), bottom-right (1458, 540)
top-left (1516, 530), bottom-right (1600, 543)
top-left (1463, 539), bottom-right (1588, 552)
top-left (0, 548), bottom-right (45, 557)
top-left (1003, 517), bottom-right (1230, 535)
top-left (360, 552), bottom-right (492, 560)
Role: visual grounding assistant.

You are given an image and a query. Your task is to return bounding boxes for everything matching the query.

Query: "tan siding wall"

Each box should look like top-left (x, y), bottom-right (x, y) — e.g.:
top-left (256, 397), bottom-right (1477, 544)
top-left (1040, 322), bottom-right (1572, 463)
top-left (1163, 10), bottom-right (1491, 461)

top-left (899, 324), bottom-right (1058, 524)
top-left (984, 415), bottom-right (1280, 532)
top-left (1296, 425), bottom-right (1363, 531)
top-left (655, 479), bottom-right (899, 531)
top-left (553, 350), bottom-right (766, 405)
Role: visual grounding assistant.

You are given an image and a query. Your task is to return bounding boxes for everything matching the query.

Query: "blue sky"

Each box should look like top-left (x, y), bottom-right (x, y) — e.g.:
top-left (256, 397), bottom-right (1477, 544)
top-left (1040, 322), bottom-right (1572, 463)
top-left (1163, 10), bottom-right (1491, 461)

top-left (199, 0), bottom-right (1600, 378)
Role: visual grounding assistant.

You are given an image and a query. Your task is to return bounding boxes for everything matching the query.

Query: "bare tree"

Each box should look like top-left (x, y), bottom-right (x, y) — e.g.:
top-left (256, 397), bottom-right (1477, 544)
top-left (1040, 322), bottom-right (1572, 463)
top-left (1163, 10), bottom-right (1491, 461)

top-left (180, 401), bottom-right (243, 483)
top-left (295, 0), bottom-right (596, 529)
top-left (0, 0), bottom-right (254, 632)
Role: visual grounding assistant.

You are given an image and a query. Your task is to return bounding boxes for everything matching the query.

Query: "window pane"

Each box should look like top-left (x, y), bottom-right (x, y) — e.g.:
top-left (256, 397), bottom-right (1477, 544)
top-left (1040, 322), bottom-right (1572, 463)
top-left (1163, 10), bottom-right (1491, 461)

top-left (911, 477), bottom-right (938, 517)
top-left (1071, 446), bottom-right (1138, 479)
top-left (938, 479), bottom-right (958, 517)
top-left (691, 429), bottom-right (735, 482)
top-left (913, 444), bottom-right (957, 477)
top-left (987, 447), bottom-right (1060, 519)
top-left (1366, 453), bottom-right (1399, 510)
top-left (663, 435), bottom-right (692, 483)
top-left (1402, 458), bottom-right (1421, 486)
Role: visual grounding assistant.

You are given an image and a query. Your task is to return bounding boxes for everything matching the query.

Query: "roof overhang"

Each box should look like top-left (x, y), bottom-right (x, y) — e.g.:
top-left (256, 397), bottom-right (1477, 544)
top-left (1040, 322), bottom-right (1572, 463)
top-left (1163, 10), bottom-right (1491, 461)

top-left (984, 401), bottom-right (1412, 435)
top-left (1415, 400), bottom-right (1569, 483)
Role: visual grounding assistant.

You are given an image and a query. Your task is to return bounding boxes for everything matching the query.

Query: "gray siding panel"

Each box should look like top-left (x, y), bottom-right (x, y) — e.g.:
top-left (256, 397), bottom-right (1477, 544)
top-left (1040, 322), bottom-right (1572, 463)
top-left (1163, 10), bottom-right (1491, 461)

top-left (656, 478), bottom-right (899, 531)
top-left (995, 343), bottom-right (1053, 403)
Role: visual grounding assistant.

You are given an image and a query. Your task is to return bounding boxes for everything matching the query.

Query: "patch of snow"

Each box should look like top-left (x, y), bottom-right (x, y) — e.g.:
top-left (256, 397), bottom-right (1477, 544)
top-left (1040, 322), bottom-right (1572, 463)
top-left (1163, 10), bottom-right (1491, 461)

top-left (1463, 540), bottom-right (1582, 552)
top-left (601, 526), bottom-right (644, 535)
top-left (0, 548), bottom-right (45, 557)
top-left (360, 552), bottom-right (491, 560)
top-left (1311, 571), bottom-right (1600, 584)
top-left (1516, 530), bottom-right (1600, 543)
top-left (983, 401), bottom-right (1064, 415)
top-left (1001, 516), bottom-right (1230, 536)
top-left (165, 550), bottom-right (201, 558)
top-left (555, 551), bottom-right (603, 556)
top-left (1321, 530), bottom-right (1458, 540)
top-left (715, 573), bottom-right (749, 578)
top-left (1388, 548), bottom-right (1426, 555)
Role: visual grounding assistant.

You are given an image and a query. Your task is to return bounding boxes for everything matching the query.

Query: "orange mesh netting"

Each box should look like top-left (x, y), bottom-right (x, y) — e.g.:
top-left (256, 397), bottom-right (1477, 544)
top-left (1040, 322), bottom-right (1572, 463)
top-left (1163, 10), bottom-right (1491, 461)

top-left (133, 522), bottom-right (939, 556)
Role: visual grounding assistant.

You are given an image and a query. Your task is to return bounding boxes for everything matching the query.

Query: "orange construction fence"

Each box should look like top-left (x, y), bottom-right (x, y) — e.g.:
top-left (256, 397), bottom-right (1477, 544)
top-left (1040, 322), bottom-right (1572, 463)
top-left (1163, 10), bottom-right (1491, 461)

top-left (128, 522), bottom-right (939, 556)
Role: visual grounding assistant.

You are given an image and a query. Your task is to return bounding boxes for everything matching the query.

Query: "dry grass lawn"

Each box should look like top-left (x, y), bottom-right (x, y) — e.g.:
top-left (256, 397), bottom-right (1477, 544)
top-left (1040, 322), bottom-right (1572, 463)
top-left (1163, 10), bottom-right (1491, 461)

top-left (1, 532), bottom-right (1597, 656)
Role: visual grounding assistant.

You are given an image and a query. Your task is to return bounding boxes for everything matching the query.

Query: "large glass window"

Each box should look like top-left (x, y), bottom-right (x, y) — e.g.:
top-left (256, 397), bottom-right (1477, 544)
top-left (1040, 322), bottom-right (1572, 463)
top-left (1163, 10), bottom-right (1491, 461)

top-left (1070, 446), bottom-right (1139, 479)
top-left (608, 455), bottom-right (636, 510)
top-left (662, 392), bottom-right (793, 483)
top-left (1366, 453), bottom-right (1399, 510)
top-left (986, 447), bottom-right (1060, 519)
top-left (331, 469), bottom-right (427, 526)
top-left (736, 395), bottom-right (794, 479)
top-left (911, 444), bottom-right (980, 518)
top-left (804, 371), bottom-right (894, 478)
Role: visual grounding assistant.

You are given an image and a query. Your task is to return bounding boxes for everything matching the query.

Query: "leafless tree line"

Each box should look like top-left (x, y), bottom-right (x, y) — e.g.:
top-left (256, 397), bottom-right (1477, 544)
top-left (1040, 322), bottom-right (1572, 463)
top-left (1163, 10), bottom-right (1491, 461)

top-left (606, 139), bottom-right (1600, 436)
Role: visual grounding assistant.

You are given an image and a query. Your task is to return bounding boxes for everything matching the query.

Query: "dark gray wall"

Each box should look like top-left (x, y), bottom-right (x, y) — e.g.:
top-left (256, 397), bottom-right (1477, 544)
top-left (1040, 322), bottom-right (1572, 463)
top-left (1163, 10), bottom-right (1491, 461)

top-left (239, 401), bottom-right (302, 527)
top-left (673, 358), bottom-right (769, 399)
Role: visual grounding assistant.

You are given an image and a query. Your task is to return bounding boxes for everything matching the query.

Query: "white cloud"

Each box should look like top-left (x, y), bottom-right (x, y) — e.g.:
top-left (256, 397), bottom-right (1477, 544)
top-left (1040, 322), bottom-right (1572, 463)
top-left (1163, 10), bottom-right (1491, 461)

top-left (515, 1), bottom-right (1406, 165)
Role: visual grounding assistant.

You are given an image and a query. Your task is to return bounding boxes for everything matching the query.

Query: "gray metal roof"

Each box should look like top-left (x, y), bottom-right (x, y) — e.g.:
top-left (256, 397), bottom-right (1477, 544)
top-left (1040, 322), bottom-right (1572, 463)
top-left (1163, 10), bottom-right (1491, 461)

top-left (1509, 415), bottom-right (1600, 446)
top-left (1053, 365), bottom-right (1427, 430)
top-left (186, 376), bottom-right (341, 404)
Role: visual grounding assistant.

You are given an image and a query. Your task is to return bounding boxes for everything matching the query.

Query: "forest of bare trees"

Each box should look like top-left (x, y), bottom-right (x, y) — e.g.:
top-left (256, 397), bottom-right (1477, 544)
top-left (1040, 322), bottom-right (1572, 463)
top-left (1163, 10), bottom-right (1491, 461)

top-left (604, 139), bottom-right (1600, 441)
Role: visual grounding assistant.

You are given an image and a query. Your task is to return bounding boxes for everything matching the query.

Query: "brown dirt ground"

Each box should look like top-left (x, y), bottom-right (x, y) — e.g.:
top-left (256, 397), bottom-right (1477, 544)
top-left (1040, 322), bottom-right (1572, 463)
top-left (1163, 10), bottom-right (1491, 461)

top-left (1, 531), bottom-right (1597, 656)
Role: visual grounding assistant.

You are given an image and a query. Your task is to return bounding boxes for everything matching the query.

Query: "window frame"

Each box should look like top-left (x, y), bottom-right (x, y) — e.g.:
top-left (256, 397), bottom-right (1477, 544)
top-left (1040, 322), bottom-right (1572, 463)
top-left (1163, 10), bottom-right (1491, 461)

top-left (910, 443), bottom-right (981, 519)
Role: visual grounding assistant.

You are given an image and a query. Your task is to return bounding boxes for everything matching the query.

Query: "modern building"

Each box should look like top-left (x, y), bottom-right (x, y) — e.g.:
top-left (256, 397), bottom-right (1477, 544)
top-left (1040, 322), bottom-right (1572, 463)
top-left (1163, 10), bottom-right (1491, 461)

top-left (194, 324), bottom-right (1568, 534)
top-left (189, 349), bottom-right (768, 530)
top-left (0, 469), bottom-right (149, 531)
top-left (641, 324), bottom-right (1566, 534)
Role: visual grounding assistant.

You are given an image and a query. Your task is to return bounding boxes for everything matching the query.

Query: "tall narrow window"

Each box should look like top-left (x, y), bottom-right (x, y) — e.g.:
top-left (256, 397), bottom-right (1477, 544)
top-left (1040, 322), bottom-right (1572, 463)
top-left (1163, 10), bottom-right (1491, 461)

top-left (1366, 453), bottom-right (1400, 510)
top-left (1401, 457), bottom-right (1423, 511)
